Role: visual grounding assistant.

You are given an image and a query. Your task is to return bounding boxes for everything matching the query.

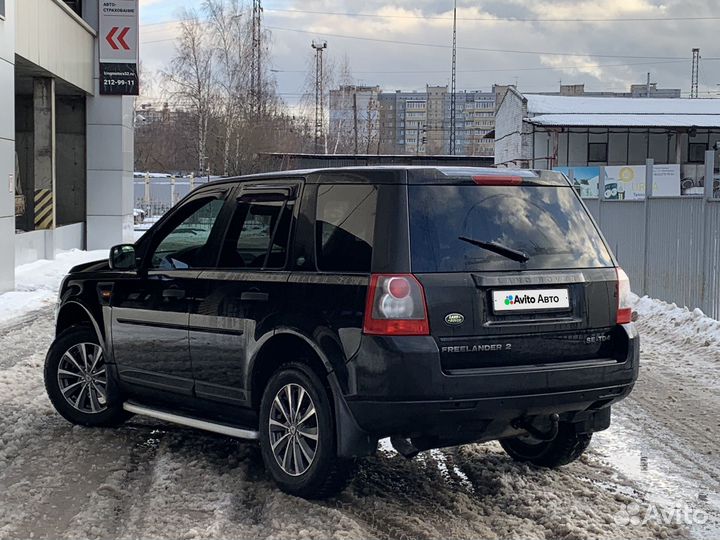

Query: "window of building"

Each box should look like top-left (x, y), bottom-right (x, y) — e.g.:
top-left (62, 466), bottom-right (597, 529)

top-left (62, 0), bottom-right (82, 15)
top-left (0, 0), bottom-right (5, 18)
top-left (315, 184), bottom-right (378, 273)
top-left (689, 142), bottom-right (707, 163)
top-left (588, 142), bottom-right (608, 162)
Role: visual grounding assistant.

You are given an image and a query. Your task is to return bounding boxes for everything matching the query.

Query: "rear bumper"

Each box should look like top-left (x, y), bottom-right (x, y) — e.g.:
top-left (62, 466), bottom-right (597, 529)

top-left (342, 323), bottom-right (639, 439)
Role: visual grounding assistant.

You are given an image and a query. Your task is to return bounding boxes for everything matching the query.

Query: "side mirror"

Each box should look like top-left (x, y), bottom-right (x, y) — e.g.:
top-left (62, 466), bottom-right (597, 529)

top-left (109, 244), bottom-right (137, 270)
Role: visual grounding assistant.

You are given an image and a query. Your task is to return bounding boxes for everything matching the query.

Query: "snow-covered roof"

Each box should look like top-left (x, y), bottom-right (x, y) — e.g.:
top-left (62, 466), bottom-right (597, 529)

top-left (523, 95), bottom-right (720, 128)
top-left (528, 114), bottom-right (720, 128)
top-left (525, 95), bottom-right (720, 115)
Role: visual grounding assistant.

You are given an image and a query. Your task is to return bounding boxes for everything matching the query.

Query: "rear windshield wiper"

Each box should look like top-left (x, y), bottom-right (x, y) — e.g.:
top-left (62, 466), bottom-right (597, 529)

top-left (458, 236), bottom-right (530, 263)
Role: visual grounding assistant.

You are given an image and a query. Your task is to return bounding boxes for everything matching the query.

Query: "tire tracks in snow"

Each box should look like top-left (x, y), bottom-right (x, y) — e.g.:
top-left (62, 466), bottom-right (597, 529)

top-left (0, 304), bottom-right (684, 539)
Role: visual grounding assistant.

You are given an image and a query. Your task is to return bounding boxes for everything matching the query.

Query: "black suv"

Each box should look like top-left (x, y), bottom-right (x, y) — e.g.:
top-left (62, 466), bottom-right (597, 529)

top-left (45, 167), bottom-right (638, 498)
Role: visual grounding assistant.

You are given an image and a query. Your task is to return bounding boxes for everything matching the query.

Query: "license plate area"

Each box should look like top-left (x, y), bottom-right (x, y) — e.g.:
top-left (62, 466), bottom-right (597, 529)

top-left (492, 288), bottom-right (570, 313)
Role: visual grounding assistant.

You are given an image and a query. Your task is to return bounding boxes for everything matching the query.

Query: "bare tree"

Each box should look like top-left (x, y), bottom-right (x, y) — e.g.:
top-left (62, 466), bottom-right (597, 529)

top-left (162, 8), bottom-right (216, 174)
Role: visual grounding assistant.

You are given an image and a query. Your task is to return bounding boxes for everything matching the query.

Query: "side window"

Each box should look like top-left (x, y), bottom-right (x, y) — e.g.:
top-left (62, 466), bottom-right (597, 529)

top-left (316, 184), bottom-right (378, 273)
top-left (149, 197), bottom-right (225, 270)
top-left (218, 194), bottom-right (293, 269)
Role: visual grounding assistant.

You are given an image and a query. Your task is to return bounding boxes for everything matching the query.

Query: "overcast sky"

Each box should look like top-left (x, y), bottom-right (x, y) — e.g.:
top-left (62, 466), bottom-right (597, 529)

top-left (137, 0), bottom-right (720, 107)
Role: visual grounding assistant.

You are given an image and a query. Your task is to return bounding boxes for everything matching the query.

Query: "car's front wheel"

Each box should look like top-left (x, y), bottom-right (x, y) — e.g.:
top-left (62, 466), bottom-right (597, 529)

top-left (44, 325), bottom-right (130, 427)
top-left (500, 423), bottom-right (592, 468)
top-left (259, 363), bottom-right (350, 498)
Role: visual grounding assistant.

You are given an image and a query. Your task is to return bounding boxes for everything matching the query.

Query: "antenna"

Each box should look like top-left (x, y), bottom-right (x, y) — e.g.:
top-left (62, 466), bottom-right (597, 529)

top-left (691, 48), bottom-right (700, 99)
top-left (449, 0), bottom-right (457, 155)
top-left (312, 40), bottom-right (328, 153)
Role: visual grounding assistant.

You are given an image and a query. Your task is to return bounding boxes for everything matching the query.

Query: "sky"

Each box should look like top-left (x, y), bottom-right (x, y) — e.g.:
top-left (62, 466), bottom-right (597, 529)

top-left (137, 0), bottom-right (720, 108)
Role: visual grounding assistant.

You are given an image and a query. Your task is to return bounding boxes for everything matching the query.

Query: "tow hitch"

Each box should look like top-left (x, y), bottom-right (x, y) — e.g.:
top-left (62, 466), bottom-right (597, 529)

top-left (513, 413), bottom-right (560, 441)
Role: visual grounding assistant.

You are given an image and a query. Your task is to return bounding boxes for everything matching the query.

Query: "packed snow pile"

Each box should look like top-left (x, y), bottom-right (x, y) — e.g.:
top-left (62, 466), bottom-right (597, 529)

top-left (0, 249), bottom-right (107, 326)
top-left (632, 293), bottom-right (720, 353)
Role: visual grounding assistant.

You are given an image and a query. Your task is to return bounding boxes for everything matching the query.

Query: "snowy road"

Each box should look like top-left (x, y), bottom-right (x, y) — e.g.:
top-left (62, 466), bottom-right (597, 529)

top-left (0, 259), bottom-right (718, 539)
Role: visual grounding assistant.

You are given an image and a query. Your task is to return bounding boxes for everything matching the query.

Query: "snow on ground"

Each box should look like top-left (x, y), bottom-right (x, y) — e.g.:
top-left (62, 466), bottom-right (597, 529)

top-left (0, 250), bottom-right (107, 326)
top-left (0, 262), bottom-right (717, 539)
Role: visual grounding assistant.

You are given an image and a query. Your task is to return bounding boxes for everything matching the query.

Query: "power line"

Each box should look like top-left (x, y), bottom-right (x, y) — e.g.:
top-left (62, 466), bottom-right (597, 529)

top-left (259, 8), bottom-right (720, 24)
top-left (264, 26), bottom-right (692, 60)
top-left (140, 11), bottom-right (720, 28)
top-left (271, 59), bottom-right (696, 75)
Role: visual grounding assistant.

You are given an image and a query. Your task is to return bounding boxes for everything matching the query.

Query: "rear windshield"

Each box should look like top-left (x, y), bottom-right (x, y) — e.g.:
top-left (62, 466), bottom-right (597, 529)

top-left (409, 185), bottom-right (614, 272)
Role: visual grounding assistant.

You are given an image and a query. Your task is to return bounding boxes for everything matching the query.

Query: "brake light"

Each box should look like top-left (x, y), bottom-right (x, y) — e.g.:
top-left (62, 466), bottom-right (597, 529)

top-left (363, 274), bottom-right (430, 335)
top-left (616, 267), bottom-right (632, 324)
top-left (472, 175), bottom-right (523, 186)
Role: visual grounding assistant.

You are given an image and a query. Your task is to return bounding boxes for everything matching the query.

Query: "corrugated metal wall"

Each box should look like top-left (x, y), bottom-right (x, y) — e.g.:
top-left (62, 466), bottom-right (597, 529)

top-left (590, 196), bottom-right (720, 318)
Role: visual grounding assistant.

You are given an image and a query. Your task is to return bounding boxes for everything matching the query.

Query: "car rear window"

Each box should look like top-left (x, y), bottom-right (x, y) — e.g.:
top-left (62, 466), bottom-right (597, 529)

top-left (409, 185), bottom-right (613, 272)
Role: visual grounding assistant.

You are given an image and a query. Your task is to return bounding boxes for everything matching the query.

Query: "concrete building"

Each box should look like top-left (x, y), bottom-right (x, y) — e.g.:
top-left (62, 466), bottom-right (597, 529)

top-left (360, 86), bottom-right (498, 156)
top-left (541, 82), bottom-right (682, 99)
top-left (0, 0), bottom-right (134, 292)
top-left (494, 88), bottom-right (720, 187)
top-left (328, 85), bottom-right (380, 154)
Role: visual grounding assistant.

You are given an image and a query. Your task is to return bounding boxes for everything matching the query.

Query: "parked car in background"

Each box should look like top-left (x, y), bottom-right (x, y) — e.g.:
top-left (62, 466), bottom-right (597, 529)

top-left (44, 166), bottom-right (639, 498)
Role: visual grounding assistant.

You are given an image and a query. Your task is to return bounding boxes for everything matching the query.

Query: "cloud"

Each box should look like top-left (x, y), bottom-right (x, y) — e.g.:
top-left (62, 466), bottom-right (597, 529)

top-left (138, 0), bottom-right (719, 105)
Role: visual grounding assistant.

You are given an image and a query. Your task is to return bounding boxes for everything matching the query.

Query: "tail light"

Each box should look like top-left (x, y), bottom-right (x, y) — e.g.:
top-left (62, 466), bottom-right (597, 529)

top-left (363, 274), bottom-right (430, 335)
top-left (616, 267), bottom-right (632, 324)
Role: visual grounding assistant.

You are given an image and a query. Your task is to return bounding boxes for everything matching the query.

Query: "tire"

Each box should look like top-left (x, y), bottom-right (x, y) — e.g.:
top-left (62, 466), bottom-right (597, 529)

top-left (259, 362), bottom-right (350, 498)
top-left (500, 423), bottom-right (592, 468)
top-left (44, 325), bottom-right (130, 427)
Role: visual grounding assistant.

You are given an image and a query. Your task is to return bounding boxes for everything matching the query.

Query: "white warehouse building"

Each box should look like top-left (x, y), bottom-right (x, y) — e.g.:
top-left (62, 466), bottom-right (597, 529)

top-left (0, 0), bottom-right (135, 292)
top-left (494, 88), bottom-right (720, 179)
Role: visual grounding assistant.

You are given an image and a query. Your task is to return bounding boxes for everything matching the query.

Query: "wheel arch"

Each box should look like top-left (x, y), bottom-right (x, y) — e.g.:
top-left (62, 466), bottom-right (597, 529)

top-left (56, 301), bottom-right (104, 345)
top-left (249, 328), bottom-right (376, 458)
top-left (249, 329), bottom-right (334, 410)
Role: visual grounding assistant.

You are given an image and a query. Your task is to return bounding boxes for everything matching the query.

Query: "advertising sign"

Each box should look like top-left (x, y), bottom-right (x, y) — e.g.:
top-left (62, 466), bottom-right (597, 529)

top-left (554, 167), bottom-right (600, 198)
top-left (99, 1), bottom-right (139, 95)
top-left (604, 165), bottom-right (680, 200)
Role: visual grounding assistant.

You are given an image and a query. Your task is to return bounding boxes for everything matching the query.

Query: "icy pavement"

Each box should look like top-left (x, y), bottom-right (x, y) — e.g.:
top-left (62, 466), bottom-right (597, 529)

top-left (0, 255), bottom-right (716, 539)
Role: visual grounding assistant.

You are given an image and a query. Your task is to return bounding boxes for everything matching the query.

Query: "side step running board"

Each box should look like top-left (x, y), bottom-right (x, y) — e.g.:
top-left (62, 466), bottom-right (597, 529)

top-left (123, 402), bottom-right (259, 441)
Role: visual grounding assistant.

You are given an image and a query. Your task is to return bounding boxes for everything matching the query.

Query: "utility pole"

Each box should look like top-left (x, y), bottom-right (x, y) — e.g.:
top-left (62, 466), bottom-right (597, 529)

top-left (251, 0), bottom-right (263, 114)
top-left (353, 89), bottom-right (359, 155)
top-left (449, 0), bottom-right (457, 155)
top-left (691, 48), bottom-right (700, 99)
top-left (312, 40), bottom-right (328, 154)
top-left (646, 72), bottom-right (651, 97)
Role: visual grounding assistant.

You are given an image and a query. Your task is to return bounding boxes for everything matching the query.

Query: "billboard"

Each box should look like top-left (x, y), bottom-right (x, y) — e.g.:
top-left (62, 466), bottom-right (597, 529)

top-left (554, 165), bottom-right (681, 199)
top-left (99, 0), bottom-right (139, 96)
top-left (554, 167), bottom-right (600, 198)
top-left (604, 165), bottom-right (680, 200)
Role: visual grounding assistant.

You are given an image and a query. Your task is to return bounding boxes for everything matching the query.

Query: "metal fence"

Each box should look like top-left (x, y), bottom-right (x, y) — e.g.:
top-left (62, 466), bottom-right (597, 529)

top-left (581, 153), bottom-right (720, 318)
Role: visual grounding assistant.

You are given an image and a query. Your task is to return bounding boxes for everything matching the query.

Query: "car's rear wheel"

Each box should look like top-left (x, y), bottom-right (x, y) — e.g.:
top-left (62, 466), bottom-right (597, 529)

top-left (500, 423), bottom-right (592, 468)
top-left (259, 363), bottom-right (350, 498)
top-left (44, 326), bottom-right (130, 427)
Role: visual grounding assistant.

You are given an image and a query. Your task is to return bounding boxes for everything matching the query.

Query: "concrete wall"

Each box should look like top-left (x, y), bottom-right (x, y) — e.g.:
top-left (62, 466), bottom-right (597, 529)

top-left (15, 0), bottom-right (94, 93)
top-left (15, 222), bottom-right (85, 266)
top-left (494, 88), bottom-right (531, 167)
top-left (56, 95), bottom-right (86, 226)
top-left (0, 0), bottom-right (15, 291)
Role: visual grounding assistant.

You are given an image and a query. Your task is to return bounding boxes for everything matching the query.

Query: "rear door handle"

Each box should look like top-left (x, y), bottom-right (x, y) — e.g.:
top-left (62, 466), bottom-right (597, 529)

top-left (241, 291), bottom-right (269, 302)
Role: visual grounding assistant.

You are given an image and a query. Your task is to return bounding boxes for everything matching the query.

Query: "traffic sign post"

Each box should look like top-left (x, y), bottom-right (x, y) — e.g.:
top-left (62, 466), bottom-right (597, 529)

top-left (99, 1), bottom-right (139, 96)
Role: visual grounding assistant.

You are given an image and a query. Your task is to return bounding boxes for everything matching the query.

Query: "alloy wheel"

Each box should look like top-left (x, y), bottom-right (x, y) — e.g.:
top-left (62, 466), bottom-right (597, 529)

top-left (56, 342), bottom-right (108, 414)
top-left (268, 383), bottom-right (319, 476)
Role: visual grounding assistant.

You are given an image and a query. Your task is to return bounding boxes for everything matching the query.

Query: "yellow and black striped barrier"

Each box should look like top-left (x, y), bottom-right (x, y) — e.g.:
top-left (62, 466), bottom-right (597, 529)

top-left (34, 189), bottom-right (54, 230)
